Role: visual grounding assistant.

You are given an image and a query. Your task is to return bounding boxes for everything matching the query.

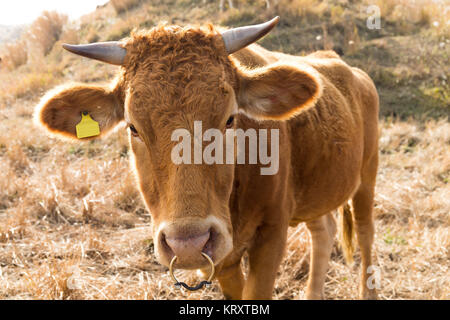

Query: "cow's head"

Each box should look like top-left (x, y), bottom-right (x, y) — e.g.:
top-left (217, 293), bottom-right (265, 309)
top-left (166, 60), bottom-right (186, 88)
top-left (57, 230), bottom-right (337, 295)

top-left (35, 18), bottom-right (322, 269)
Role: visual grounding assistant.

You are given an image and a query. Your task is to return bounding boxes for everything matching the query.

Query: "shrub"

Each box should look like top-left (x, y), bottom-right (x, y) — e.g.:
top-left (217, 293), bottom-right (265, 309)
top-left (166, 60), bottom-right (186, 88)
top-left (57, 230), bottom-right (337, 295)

top-left (27, 11), bottom-right (68, 56)
top-left (1, 39), bottom-right (28, 70)
top-left (60, 25), bottom-right (80, 45)
top-left (86, 29), bottom-right (100, 43)
top-left (111, 0), bottom-right (141, 14)
top-left (12, 71), bottom-right (57, 99)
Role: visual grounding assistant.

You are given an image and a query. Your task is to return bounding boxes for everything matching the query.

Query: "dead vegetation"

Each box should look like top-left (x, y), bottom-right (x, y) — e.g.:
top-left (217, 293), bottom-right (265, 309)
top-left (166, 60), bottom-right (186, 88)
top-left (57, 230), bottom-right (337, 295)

top-left (111, 0), bottom-right (142, 14)
top-left (0, 11), bottom-right (68, 72)
top-left (0, 0), bottom-right (448, 299)
top-left (1, 39), bottom-right (28, 70)
top-left (27, 11), bottom-right (68, 57)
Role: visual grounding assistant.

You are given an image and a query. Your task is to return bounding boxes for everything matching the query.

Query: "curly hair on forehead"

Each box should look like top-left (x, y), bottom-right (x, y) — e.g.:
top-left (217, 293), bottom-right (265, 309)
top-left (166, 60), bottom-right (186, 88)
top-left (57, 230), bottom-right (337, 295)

top-left (122, 23), bottom-right (236, 82)
top-left (120, 23), bottom-right (239, 116)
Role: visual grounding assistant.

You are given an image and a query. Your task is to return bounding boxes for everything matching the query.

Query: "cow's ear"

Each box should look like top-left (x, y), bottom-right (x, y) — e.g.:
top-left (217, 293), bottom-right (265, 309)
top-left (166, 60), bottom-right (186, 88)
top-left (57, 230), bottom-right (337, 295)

top-left (35, 81), bottom-right (124, 140)
top-left (236, 63), bottom-right (322, 120)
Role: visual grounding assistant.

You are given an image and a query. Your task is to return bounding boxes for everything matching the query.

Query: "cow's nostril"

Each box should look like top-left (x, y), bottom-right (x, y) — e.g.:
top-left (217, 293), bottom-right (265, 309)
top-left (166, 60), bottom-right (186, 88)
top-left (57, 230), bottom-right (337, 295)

top-left (164, 230), bottom-right (211, 259)
top-left (160, 233), bottom-right (173, 255)
top-left (202, 228), bottom-right (217, 258)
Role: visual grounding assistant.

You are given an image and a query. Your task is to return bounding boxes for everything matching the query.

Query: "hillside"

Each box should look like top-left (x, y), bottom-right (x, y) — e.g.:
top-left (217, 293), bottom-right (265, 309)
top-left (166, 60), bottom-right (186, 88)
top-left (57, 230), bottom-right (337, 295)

top-left (1, 0), bottom-right (448, 118)
top-left (0, 0), bottom-right (448, 300)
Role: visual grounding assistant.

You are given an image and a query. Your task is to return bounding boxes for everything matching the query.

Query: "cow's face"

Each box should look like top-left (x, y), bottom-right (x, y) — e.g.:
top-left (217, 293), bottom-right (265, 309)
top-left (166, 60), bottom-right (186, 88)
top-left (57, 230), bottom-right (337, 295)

top-left (123, 26), bottom-right (239, 269)
top-left (35, 20), bottom-right (322, 269)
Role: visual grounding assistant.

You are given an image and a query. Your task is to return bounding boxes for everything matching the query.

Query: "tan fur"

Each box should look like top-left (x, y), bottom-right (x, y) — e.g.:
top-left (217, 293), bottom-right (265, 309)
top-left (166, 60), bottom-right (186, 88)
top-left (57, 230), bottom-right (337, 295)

top-left (339, 202), bottom-right (355, 265)
top-left (35, 24), bottom-right (379, 299)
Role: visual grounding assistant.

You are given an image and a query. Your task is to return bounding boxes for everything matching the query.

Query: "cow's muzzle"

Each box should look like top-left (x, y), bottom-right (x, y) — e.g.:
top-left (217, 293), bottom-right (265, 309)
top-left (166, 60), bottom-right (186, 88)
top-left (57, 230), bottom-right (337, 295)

top-left (155, 217), bottom-right (232, 269)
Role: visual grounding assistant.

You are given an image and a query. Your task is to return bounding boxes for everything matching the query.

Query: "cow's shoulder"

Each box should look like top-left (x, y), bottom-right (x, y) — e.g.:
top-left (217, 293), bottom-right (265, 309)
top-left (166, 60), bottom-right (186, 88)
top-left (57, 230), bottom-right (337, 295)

top-left (302, 53), bottom-right (353, 81)
top-left (306, 50), bottom-right (341, 60)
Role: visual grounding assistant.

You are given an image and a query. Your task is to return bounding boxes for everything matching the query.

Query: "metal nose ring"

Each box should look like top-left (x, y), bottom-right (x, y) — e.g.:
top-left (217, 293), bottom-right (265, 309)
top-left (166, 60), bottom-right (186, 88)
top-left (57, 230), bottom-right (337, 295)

top-left (169, 252), bottom-right (215, 291)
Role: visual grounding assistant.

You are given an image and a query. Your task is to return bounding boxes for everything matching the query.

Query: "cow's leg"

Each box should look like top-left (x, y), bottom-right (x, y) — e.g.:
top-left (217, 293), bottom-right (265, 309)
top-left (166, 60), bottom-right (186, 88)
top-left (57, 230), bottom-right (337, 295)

top-left (242, 223), bottom-right (288, 299)
top-left (305, 212), bottom-right (336, 299)
top-left (216, 261), bottom-right (245, 300)
top-left (352, 154), bottom-right (378, 300)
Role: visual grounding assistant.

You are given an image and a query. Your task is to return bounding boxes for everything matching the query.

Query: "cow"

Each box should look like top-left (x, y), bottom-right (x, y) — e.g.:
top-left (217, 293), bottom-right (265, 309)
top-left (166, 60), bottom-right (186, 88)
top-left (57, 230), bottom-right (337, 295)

top-left (34, 17), bottom-right (379, 299)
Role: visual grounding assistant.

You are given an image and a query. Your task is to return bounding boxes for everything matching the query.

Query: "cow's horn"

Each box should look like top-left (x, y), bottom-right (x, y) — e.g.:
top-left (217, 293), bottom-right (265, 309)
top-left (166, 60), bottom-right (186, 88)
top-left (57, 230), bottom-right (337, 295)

top-left (221, 16), bottom-right (280, 54)
top-left (62, 42), bottom-right (126, 66)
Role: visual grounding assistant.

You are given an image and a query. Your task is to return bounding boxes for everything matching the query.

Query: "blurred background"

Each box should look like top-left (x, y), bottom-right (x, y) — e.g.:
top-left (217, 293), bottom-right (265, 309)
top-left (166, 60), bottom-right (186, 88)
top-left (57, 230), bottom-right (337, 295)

top-left (0, 0), bottom-right (448, 299)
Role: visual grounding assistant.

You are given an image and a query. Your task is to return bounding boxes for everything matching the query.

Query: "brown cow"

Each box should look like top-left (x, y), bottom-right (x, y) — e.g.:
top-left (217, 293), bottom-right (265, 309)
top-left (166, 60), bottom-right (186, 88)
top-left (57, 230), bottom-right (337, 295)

top-left (34, 17), bottom-right (379, 299)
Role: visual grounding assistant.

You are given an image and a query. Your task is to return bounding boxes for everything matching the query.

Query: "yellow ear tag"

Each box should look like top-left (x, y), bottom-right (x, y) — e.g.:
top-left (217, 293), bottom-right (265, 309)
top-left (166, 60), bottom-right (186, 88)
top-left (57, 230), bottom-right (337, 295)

top-left (76, 112), bottom-right (100, 139)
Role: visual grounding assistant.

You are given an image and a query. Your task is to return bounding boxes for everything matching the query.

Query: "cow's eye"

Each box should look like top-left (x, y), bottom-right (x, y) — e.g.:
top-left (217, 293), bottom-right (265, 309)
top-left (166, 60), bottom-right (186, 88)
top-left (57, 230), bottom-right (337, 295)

top-left (226, 115), bottom-right (235, 128)
top-left (128, 124), bottom-right (139, 137)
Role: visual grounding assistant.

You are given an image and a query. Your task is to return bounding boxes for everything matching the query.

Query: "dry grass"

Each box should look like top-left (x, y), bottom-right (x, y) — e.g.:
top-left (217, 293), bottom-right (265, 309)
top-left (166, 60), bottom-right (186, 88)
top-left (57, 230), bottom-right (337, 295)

top-left (111, 0), bottom-right (141, 14)
top-left (373, 0), bottom-right (449, 29)
top-left (0, 39), bottom-right (28, 70)
top-left (0, 0), bottom-right (448, 300)
top-left (0, 64), bottom-right (64, 106)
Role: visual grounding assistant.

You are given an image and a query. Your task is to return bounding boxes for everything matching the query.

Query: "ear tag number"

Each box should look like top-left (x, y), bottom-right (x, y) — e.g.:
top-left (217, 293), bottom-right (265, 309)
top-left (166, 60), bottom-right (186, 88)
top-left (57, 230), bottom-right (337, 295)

top-left (76, 111), bottom-right (100, 139)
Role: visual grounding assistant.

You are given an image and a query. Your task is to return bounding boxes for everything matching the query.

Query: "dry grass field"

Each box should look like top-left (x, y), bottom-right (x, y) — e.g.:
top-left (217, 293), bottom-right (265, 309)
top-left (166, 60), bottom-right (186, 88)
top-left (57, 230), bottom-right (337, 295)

top-left (0, 0), bottom-right (448, 299)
